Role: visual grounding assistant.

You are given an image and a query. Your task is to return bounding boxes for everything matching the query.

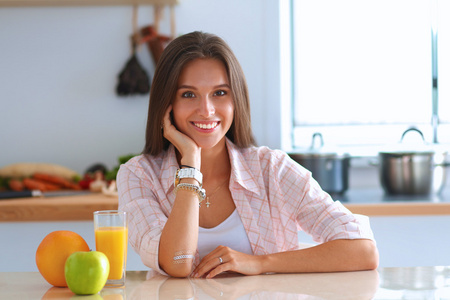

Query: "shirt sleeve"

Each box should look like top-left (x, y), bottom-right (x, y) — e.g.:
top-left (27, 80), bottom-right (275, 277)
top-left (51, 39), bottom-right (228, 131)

top-left (117, 159), bottom-right (169, 275)
top-left (277, 153), bottom-right (376, 244)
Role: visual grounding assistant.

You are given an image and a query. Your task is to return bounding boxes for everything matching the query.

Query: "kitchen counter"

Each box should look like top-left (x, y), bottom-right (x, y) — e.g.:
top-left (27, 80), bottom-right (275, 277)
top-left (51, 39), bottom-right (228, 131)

top-left (2, 188), bottom-right (450, 222)
top-left (0, 193), bottom-right (118, 222)
top-left (2, 266), bottom-right (450, 299)
top-left (334, 187), bottom-right (450, 216)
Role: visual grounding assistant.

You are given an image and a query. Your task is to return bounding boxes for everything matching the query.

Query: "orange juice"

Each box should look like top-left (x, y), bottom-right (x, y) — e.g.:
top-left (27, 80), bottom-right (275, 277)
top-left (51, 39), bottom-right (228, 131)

top-left (95, 226), bottom-right (128, 280)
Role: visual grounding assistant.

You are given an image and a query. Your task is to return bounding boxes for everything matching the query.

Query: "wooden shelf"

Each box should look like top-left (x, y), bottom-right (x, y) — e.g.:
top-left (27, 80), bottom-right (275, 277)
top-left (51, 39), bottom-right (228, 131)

top-left (0, 0), bottom-right (178, 7)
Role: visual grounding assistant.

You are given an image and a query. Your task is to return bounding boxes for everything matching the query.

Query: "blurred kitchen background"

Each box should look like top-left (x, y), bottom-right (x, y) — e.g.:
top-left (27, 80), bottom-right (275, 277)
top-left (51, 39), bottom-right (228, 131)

top-left (2, 0), bottom-right (450, 270)
top-left (0, 0), bottom-right (285, 176)
top-left (2, 0), bottom-right (450, 190)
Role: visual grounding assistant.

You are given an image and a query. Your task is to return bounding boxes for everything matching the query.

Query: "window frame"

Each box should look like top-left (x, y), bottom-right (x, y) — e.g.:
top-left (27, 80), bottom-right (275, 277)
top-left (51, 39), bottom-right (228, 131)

top-left (286, 0), bottom-right (450, 154)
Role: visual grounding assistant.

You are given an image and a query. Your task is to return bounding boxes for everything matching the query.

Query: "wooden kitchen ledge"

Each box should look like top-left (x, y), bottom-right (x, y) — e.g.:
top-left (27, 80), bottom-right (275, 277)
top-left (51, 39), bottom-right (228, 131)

top-left (0, 193), bottom-right (118, 222)
top-left (345, 201), bottom-right (450, 216)
top-left (2, 193), bottom-right (450, 222)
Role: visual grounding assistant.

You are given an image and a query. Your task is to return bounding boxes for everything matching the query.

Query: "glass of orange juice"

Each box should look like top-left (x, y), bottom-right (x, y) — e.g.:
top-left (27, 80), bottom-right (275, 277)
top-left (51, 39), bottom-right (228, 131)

top-left (94, 210), bottom-right (128, 287)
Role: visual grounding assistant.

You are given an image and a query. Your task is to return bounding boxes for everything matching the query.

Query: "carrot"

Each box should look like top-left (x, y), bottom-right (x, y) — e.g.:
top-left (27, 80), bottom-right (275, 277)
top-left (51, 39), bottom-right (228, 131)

top-left (0, 163), bottom-right (79, 180)
top-left (23, 178), bottom-right (60, 192)
top-left (32, 173), bottom-right (81, 190)
top-left (8, 179), bottom-right (24, 191)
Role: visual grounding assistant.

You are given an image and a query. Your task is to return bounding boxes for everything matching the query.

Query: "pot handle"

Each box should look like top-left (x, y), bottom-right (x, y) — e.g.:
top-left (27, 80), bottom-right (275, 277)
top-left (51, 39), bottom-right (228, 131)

top-left (309, 132), bottom-right (324, 150)
top-left (401, 127), bottom-right (425, 143)
top-left (435, 162), bottom-right (450, 167)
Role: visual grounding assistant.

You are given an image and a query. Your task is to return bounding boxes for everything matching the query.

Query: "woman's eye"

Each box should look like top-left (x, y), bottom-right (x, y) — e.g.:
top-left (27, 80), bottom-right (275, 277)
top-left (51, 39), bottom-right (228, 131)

top-left (214, 90), bottom-right (227, 96)
top-left (181, 91), bottom-right (195, 98)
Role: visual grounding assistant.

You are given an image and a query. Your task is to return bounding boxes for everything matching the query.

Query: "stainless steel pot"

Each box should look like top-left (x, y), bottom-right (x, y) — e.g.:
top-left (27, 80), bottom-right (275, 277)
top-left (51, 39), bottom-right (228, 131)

top-left (289, 133), bottom-right (350, 195)
top-left (378, 128), bottom-right (449, 195)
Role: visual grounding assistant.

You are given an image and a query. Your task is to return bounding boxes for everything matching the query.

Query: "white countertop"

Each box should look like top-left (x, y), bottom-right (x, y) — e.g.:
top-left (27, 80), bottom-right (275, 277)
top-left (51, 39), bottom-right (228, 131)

top-left (2, 266), bottom-right (450, 299)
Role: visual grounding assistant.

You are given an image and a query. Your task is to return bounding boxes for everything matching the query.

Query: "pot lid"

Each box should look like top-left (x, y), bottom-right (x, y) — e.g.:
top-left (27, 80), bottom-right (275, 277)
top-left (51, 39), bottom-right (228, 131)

top-left (379, 127), bottom-right (448, 155)
top-left (290, 133), bottom-right (350, 158)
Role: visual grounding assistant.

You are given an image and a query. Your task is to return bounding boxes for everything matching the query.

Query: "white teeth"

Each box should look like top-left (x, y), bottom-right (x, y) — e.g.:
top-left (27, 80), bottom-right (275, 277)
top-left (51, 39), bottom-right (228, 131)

top-left (194, 122), bottom-right (218, 129)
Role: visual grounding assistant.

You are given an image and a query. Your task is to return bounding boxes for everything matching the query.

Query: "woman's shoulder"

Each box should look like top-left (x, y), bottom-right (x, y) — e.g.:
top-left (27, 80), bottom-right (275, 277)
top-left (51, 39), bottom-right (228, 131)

top-left (240, 145), bottom-right (309, 179)
top-left (230, 142), bottom-right (292, 171)
top-left (120, 149), bottom-right (171, 176)
top-left (239, 144), bottom-right (290, 163)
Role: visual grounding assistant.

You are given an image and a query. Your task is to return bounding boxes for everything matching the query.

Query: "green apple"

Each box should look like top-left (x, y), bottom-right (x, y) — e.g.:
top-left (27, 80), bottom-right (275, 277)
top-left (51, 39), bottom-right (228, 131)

top-left (64, 251), bottom-right (110, 295)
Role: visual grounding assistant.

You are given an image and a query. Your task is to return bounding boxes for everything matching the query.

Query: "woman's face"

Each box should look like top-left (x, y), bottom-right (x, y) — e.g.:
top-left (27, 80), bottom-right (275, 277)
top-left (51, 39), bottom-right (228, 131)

top-left (172, 58), bottom-right (234, 150)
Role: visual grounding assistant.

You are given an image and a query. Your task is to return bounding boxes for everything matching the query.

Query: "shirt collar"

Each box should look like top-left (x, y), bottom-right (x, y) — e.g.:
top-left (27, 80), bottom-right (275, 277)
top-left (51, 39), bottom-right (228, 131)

top-left (226, 138), bottom-right (261, 196)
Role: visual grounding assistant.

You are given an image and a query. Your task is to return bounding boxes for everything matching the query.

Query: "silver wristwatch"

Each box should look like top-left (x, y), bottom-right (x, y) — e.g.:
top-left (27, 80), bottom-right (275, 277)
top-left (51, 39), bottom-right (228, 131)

top-left (174, 168), bottom-right (203, 186)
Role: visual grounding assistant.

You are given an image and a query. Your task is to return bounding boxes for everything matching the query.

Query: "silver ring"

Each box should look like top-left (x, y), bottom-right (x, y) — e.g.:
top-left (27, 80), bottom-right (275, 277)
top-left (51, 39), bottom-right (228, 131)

top-left (218, 256), bottom-right (223, 264)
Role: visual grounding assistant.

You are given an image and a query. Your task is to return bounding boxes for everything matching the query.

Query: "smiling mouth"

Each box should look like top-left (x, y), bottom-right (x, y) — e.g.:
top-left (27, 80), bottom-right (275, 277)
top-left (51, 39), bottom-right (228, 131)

top-left (193, 122), bottom-right (219, 130)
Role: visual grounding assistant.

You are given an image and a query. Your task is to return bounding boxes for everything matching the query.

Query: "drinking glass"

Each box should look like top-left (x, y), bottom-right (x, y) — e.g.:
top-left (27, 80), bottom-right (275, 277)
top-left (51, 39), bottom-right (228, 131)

top-left (94, 210), bottom-right (128, 287)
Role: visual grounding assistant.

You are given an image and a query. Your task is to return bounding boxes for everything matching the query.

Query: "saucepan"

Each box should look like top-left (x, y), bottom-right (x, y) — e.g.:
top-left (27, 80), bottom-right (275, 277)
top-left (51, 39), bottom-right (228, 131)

top-left (376, 127), bottom-right (450, 195)
top-left (289, 133), bottom-right (351, 195)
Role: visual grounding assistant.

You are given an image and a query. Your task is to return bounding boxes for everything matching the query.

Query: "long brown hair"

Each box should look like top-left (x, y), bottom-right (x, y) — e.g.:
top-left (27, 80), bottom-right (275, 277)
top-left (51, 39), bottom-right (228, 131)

top-left (143, 31), bottom-right (256, 156)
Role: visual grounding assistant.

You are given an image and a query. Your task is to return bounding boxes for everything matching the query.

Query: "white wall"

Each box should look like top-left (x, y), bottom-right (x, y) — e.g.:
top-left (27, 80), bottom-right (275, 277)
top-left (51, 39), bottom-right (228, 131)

top-left (0, 0), bottom-right (284, 174)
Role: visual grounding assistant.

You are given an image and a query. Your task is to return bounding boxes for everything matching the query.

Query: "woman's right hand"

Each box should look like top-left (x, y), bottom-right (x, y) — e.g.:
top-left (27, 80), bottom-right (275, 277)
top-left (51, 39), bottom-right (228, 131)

top-left (162, 105), bottom-right (201, 168)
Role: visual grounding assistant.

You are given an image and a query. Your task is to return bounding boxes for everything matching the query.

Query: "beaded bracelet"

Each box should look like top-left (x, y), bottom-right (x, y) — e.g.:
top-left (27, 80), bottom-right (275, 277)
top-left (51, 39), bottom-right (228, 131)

top-left (174, 183), bottom-right (206, 205)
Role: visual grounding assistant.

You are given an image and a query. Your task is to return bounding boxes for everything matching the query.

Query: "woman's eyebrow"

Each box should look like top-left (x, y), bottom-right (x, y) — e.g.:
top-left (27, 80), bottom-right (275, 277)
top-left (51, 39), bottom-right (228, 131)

top-left (177, 83), bottom-right (231, 90)
top-left (177, 84), bottom-right (196, 90)
top-left (214, 83), bottom-right (231, 89)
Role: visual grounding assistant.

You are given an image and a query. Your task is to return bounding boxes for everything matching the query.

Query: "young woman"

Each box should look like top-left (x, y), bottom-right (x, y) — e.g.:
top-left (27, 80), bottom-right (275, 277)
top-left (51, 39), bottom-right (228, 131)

top-left (117, 31), bottom-right (378, 278)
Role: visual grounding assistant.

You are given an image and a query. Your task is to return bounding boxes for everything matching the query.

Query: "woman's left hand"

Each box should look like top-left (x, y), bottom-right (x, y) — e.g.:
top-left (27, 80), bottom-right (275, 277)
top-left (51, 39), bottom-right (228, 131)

top-left (192, 246), bottom-right (265, 278)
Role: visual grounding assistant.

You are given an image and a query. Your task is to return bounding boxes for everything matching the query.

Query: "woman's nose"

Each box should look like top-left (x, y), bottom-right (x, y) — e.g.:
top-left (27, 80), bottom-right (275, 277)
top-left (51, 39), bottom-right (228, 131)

top-left (198, 96), bottom-right (215, 117)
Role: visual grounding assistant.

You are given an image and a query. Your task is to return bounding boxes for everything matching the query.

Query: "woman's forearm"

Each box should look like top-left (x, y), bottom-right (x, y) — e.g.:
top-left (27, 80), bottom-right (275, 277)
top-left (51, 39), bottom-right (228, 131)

top-left (159, 186), bottom-right (200, 277)
top-left (260, 239), bottom-right (378, 274)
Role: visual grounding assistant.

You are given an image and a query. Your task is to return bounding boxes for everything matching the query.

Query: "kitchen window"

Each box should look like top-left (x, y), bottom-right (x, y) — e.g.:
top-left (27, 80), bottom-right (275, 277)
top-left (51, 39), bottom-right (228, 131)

top-left (291, 0), bottom-right (450, 154)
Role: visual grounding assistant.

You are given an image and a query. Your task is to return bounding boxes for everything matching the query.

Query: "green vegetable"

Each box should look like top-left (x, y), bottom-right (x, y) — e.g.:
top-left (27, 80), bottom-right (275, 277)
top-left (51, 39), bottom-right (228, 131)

top-left (105, 154), bottom-right (137, 181)
top-left (118, 154), bottom-right (136, 164)
top-left (0, 177), bottom-right (10, 189)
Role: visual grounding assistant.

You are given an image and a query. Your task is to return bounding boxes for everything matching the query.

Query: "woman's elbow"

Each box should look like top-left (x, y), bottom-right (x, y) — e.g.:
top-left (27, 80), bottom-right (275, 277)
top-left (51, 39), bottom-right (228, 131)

top-left (161, 262), bottom-right (193, 278)
top-left (361, 240), bottom-right (379, 270)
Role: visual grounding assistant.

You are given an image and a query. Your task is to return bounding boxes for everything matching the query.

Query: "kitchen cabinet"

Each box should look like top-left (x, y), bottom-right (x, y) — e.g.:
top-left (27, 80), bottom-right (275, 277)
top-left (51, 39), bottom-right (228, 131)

top-left (2, 192), bottom-right (450, 271)
top-left (0, 0), bottom-right (178, 6)
top-left (298, 215), bottom-right (450, 268)
top-left (2, 215), bottom-right (449, 272)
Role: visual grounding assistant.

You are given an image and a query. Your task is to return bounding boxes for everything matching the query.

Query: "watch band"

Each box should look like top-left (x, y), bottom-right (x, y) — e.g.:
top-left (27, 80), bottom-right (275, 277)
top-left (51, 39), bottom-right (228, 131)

top-left (174, 168), bottom-right (203, 187)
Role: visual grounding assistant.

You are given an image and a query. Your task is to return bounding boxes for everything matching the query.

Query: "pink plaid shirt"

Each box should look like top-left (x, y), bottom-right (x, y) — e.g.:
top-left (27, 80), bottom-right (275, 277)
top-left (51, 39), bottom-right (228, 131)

top-left (117, 139), bottom-right (375, 275)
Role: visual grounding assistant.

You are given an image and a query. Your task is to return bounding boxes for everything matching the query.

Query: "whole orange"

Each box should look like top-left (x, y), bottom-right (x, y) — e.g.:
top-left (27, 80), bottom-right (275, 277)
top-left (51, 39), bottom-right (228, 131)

top-left (36, 230), bottom-right (90, 287)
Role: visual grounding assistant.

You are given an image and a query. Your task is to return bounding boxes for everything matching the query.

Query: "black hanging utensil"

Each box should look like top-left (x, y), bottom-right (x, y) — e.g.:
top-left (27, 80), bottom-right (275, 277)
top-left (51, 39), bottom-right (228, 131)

top-left (116, 40), bottom-right (150, 96)
top-left (115, 5), bottom-right (151, 97)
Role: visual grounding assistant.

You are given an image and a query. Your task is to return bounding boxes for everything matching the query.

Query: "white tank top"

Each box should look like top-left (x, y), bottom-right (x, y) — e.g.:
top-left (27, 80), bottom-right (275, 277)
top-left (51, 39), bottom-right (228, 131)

top-left (198, 209), bottom-right (253, 259)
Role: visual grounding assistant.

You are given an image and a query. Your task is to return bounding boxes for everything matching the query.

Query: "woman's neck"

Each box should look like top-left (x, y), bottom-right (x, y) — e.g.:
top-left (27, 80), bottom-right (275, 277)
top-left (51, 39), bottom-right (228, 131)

top-left (200, 139), bottom-right (231, 182)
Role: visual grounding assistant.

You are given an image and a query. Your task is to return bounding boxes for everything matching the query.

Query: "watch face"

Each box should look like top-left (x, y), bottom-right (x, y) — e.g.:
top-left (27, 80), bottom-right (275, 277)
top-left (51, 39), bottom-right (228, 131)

top-left (174, 168), bottom-right (202, 187)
